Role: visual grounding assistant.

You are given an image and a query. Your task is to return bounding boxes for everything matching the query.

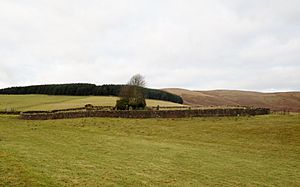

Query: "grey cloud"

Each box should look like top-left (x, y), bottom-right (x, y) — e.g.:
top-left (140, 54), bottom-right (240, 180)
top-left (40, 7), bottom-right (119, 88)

top-left (0, 0), bottom-right (299, 91)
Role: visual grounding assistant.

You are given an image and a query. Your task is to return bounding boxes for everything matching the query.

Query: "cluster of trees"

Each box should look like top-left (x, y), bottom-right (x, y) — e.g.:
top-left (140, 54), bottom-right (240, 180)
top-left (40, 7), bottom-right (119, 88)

top-left (0, 83), bottom-right (183, 104)
top-left (116, 74), bottom-right (147, 110)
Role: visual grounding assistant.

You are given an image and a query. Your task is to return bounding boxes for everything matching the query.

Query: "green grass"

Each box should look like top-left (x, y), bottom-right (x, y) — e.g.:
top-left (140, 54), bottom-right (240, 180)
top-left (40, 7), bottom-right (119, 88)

top-left (0, 114), bottom-right (299, 186)
top-left (0, 95), bottom-right (183, 111)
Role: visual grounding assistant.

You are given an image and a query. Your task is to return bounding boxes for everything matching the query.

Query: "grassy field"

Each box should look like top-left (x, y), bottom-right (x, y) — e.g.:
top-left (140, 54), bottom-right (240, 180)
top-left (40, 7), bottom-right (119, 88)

top-left (0, 95), bottom-right (183, 111)
top-left (0, 114), bottom-right (299, 186)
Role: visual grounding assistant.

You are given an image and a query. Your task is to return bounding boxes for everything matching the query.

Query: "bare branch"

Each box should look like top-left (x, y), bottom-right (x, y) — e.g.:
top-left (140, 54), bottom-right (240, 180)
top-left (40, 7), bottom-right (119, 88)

top-left (128, 74), bottom-right (146, 87)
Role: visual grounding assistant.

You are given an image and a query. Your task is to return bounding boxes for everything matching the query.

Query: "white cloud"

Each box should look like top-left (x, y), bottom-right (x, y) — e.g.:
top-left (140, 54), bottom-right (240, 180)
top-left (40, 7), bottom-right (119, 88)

top-left (0, 0), bottom-right (299, 91)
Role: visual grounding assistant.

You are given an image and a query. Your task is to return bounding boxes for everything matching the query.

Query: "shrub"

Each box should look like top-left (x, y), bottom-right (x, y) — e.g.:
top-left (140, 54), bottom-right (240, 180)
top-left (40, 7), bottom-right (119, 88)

top-left (128, 97), bottom-right (146, 110)
top-left (116, 99), bottom-right (129, 110)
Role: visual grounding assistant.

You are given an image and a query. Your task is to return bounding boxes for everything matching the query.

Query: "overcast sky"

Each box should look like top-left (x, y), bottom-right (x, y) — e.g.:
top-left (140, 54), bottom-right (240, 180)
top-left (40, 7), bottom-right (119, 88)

top-left (0, 0), bottom-right (299, 91)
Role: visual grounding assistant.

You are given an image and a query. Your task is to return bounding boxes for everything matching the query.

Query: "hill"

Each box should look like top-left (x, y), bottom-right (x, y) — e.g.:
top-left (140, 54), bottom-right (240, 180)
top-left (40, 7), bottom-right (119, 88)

top-left (0, 95), bottom-right (183, 112)
top-left (163, 88), bottom-right (300, 112)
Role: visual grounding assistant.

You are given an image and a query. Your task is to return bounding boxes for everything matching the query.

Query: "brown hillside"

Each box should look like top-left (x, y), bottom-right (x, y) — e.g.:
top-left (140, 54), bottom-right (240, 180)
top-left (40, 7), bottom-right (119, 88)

top-left (163, 88), bottom-right (300, 112)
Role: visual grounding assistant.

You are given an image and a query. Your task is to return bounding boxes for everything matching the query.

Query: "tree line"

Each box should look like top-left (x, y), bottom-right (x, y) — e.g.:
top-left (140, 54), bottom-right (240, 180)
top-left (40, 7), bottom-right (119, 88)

top-left (0, 83), bottom-right (183, 104)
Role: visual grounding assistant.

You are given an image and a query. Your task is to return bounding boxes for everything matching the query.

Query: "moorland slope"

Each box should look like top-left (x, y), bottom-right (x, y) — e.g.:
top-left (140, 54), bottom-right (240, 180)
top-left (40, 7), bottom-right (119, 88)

top-left (164, 88), bottom-right (300, 112)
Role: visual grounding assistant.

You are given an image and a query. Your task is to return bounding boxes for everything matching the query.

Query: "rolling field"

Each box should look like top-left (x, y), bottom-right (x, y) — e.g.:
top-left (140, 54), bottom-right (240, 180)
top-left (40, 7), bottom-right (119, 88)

top-left (0, 95), bottom-right (183, 111)
top-left (0, 114), bottom-right (299, 186)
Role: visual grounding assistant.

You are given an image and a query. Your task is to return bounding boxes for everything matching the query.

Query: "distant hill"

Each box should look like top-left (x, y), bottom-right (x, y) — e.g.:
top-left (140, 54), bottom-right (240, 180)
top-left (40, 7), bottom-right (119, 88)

top-left (163, 88), bottom-right (300, 112)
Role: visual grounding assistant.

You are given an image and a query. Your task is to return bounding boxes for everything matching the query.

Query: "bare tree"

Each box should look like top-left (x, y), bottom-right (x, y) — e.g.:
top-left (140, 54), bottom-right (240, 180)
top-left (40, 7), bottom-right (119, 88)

top-left (128, 74), bottom-right (146, 87)
top-left (116, 74), bottom-right (147, 110)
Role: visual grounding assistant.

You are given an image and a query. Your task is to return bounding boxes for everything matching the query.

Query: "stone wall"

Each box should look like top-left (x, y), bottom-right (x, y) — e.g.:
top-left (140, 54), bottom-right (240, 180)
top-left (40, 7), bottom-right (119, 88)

top-left (0, 111), bottom-right (21, 115)
top-left (20, 108), bottom-right (270, 120)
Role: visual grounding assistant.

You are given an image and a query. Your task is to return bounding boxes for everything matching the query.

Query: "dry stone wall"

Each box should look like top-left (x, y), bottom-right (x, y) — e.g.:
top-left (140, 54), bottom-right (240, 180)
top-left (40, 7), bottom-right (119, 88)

top-left (0, 111), bottom-right (21, 115)
top-left (21, 108), bottom-right (270, 120)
